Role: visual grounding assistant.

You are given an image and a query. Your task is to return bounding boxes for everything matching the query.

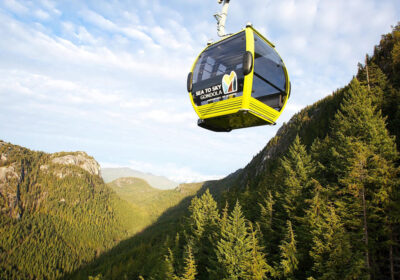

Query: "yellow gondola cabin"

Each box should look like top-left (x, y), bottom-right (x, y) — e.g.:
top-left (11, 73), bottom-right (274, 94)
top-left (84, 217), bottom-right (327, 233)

top-left (187, 25), bottom-right (290, 132)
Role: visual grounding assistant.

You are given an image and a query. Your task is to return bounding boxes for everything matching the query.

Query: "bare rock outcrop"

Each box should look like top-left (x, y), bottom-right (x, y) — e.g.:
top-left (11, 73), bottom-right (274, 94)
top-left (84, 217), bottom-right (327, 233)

top-left (51, 152), bottom-right (101, 176)
top-left (0, 163), bottom-right (22, 218)
top-left (0, 163), bottom-right (19, 183)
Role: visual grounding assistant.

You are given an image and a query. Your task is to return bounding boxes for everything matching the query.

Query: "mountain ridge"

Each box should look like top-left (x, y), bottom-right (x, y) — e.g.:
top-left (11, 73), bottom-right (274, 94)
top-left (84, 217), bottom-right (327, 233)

top-left (0, 141), bottom-right (159, 279)
top-left (101, 167), bottom-right (178, 190)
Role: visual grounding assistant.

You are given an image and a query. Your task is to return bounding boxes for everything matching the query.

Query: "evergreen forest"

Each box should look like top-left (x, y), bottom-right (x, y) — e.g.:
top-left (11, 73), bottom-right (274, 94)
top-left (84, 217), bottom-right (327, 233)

top-left (1, 23), bottom-right (399, 280)
top-left (0, 145), bottom-right (203, 279)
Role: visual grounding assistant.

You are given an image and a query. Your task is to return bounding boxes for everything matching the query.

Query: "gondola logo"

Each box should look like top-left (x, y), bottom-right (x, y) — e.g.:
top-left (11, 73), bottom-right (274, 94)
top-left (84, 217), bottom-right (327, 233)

top-left (222, 71), bottom-right (237, 94)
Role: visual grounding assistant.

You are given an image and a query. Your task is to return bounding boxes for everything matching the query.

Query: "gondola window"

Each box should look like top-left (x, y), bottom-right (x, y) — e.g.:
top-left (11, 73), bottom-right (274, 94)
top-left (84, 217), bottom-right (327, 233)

top-left (192, 32), bottom-right (246, 106)
top-left (252, 34), bottom-right (287, 110)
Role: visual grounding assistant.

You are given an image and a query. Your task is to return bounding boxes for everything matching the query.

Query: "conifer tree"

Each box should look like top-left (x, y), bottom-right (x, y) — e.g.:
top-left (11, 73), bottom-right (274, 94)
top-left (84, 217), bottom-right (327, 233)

top-left (209, 202), bottom-right (229, 280)
top-left (277, 135), bottom-right (315, 275)
top-left (216, 201), bottom-right (252, 280)
top-left (220, 201), bottom-right (229, 232)
top-left (165, 246), bottom-right (197, 280)
top-left (368, 153), bottom-right (399, 280)
top-left (358, 61), bottom-right (388, 106)
top-left (243, 222), bottom-right (275, 280)
top-left (164, 248), bottom-right (177, 280)
top-left (180, 245), bottom-right (197, 280)
top-left (258, 191), bottom-right (274, 248)
top-left (331, 78), bottom-right (396, 163)
top-left (305, 180), bottom-right (326, 226)
top-left (279, 135), bottom-right (314, 221)
top-left (329, 78), bottom-right (399, 279)
top-left (309, 204), bottom-right (364, 280)
top-left (279, 220), bottom-right (298, 280)
top-left (188, 189), bottom-right (219, 240)
top-left (188, 189), bottom-right (220, 279)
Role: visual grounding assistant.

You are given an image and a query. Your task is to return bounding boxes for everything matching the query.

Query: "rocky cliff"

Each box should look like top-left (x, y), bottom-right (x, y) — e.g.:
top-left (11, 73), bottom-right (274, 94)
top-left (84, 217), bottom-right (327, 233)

top-left (0, 141), bottom-right (102, 219)
top-left (51, 151), bottom-right (100, 176)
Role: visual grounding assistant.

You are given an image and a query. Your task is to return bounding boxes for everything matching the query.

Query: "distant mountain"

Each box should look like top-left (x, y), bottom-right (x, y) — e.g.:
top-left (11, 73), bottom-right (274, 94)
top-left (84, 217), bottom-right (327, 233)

top-left (101, 167), bottom-right (178, 189)
top-left (108, 176), bottom-right (203, 220)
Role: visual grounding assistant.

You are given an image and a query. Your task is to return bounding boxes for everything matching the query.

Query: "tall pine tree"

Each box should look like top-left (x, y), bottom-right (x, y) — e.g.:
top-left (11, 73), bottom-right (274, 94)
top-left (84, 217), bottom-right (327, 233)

top-left (180, 246), bottom-right (197, 280)
top-left (329, 78), bottom-right (399, 279)
top-left (309, 203), bottom-right (364, 280)
top-left (187, 189), bottom-right (220, 280)
top-left (276, 135), bottom-right (315, 276)
top-left (244, 222), bottom-right (275, 280)
top-left (216, 201), bottom-right (269, 280)
top-left (279, 135), bottom-right (314, 221)
top-left (279, 220), bottom-right (298, 280)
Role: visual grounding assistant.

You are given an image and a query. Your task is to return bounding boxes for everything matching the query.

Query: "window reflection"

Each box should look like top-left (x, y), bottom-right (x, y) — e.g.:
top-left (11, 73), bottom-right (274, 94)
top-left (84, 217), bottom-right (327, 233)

top-left (192, 32), bottom-right (246, 106)
top-left (252, 34), bottom-right (286, 111)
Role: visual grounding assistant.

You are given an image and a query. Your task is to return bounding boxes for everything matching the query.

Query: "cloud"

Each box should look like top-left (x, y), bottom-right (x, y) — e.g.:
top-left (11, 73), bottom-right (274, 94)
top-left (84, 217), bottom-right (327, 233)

top-left (127, 160), bottom-right (224, 183)
top-left (141, 110), bottom-right (195, 124)
top-left (0, 11), bottom-right (185, 87)
top-left (119, 99), bottom-right (155, 109)
top-left (81, 9), bottom-right (116, 31)
top-left (34, 9), bottom-right (50, 20)
top-left (79, 9), bottom-right (158, 49)
top-left (39, 0), bottom-right (61, 16)
top-left (285, 103), bottom-right (306, 115)
top-left (0, 70), bottom-right (122, 106)
top-left (3, 0), bottom-right (27, 14)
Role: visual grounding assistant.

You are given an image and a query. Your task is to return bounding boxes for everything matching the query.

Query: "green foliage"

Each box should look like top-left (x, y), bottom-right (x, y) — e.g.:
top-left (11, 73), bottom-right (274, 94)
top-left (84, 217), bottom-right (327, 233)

top-left (109, 177), bottom-right (201, 221)
top-left (279, 135), bottom-right (314, 220)
top-left (309, 204), bottom-right (364, 280)
top-left (187, 189), bottom-right (220, 280)
top-left (163, 196), bottom-right (271, 280)
top-left (165, 248), bottom-right (177, 280)
top-left (258, 191), bottom-right (274, 248)
top-left (88, 274), bottom-right (103, 280)
top-left (216, 201), bottom-right (253, 280)
top-left (279, 220), bottom-right (298, 279)
top-left (244, 222), bottom-right (275, 280)
top-left (0, 142), bottom-right (177, 280)
top-left (180, 246), bottom-right (197, 280)
top-left (188, 189), bottom-right (219, 240)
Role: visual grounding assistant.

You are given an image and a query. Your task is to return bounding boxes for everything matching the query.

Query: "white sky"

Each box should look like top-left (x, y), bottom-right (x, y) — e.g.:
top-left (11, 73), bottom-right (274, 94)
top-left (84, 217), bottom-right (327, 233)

top-left (0, 0), bottom-right (399, 183)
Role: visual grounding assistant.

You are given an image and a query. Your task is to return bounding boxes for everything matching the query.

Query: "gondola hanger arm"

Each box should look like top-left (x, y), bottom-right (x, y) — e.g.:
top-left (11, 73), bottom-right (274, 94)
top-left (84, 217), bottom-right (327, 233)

top-left (214, 0), bottom-right (230, 37)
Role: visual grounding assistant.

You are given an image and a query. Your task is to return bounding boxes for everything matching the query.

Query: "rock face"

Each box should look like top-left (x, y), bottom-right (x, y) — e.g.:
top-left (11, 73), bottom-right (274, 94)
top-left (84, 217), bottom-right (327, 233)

top-left (0, 163), bottom-right (22, 219)
top-left (51, 152), bottom-right (100, 176)
top-left (0, 163), bottom-right (19, 182)
top-left (0, 141), bottom-right (102, 219)
top-left (0, 141), bottom-right (9, 165)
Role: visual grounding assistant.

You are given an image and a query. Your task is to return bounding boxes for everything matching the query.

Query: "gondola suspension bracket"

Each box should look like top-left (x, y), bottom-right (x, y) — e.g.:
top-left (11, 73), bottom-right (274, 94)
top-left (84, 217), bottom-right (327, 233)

top-left (214, 0), bottom-right (230, 38)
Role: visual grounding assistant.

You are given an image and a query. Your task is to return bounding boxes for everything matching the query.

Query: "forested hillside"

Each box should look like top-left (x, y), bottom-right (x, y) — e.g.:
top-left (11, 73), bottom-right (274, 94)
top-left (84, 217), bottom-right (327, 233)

top-left (77, 24), bottom-right (400, 280)
top-left (0, 142), bottom-right (207, 280)
top-left (0, 144), bottom-right (147, 279)
top-left (109, 177), bottom-right (203, 221)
